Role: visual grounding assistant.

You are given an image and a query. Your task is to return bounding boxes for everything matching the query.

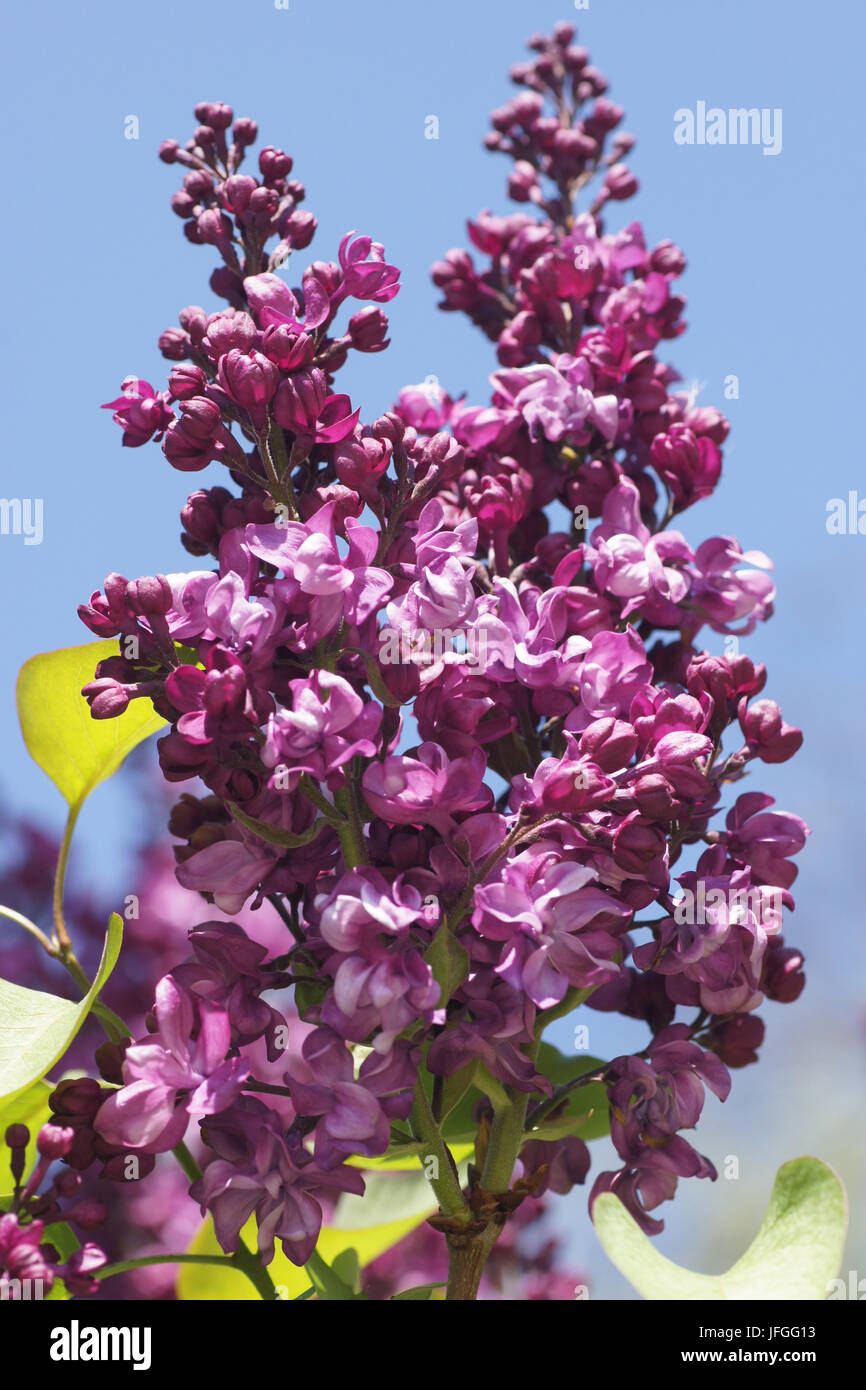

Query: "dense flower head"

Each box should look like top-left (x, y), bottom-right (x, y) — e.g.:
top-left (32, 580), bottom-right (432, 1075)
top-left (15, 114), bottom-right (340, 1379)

top-left (74, 25), bottom-right (809, 1283)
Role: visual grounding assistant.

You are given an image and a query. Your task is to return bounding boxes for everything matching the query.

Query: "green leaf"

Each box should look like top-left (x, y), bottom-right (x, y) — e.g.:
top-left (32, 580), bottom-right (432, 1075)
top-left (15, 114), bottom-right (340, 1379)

top-left (330, 1247), bottom-right (361, 1294)
top-left (438, 1062), bottom-right (478, 1123)
top-left (346, 1141), bottom-right (474, 1173)
top-left (0, 915), bottom-right (123, 1106)
top-left (179, 1174), bottom-right (440, 1301)
top-left (329, 1171), bottom-right (440, 1230)
top-left (593, 1156), bottom-right (847, 1301)
top-left (424, 920), bottom-right (470, 1006)
top-left (43, 1220), bottom-right (80, 1261)
top-left (226, 801), bottom-right (330, 850)
top-left (529, 1043), bottom-right (610, 1142)
top-left (391, 1282), bottom-right (445, 1300)
top-left (305, 1248), bottom-right (364, 1300)
top-left (16, 640), bottom-right (166, 810)
top-left (0, 1079), bottom-right (53, 1181)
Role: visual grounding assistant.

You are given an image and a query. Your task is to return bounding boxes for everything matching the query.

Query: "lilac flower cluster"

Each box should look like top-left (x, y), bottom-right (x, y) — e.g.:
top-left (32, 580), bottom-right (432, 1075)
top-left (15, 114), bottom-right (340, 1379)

top-left (1, 1122), bottom-right (107, 1298)
top-left (76, 23), bottom-right (808, 1277)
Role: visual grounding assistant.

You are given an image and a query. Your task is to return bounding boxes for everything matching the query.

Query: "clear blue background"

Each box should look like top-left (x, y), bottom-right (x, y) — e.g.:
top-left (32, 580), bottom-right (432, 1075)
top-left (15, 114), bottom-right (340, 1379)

top-left (1, 0), bottom-right (864, 1294)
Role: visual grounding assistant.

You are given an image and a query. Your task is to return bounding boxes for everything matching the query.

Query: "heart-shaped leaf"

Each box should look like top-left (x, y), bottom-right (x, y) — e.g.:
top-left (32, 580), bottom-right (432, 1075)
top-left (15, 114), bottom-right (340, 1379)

top-left (593, 1156), bottom-right (847, 1300)
top-left (17, 641), bottom-right (165, 811)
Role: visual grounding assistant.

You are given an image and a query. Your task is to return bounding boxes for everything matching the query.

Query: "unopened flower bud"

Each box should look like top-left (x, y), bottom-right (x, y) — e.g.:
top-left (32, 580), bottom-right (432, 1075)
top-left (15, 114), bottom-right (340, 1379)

top-left (36, 1124), bottom-right (75, 1161)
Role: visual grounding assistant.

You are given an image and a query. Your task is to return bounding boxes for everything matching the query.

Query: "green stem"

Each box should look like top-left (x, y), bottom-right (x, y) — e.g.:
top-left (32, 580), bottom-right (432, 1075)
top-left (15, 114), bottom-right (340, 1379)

top-left (259, 422), bottom-right (298, 516)
top-left (48, 803), bottom-right (126, 1036)
top-left (3, 885), bottom-right (130, 1043)
top-left (96, 1254), bottom-right (237, 1280)
top-left (535, 986), bottom-right (595, 1037)
top-left (231, 1239), bottom-right (278, 1300)
top-left (410, 1081), bottom-right (469, 1221)
top-left (480, 1091), bottom-right (531, 1193)
top-left (52, 805), bottom-right (80, 954)
top-left (525, 1063), bottom-right (610, 1131)
top-left (334, 781), bottom-right (368, 868)
top-left (447, 1041), bottom-right (541, 1301)
top-left (172, 1141), bottom-right (202, 1184)
top-left (0, 903), bottom-right (55, 954)
top-left (298, 774), bottom-right (346, 826)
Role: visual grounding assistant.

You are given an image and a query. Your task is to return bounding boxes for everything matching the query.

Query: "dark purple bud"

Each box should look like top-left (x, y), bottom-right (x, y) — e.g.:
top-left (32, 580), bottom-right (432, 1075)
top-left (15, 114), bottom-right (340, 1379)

top-left (49, 1077), bottom-right (104, 1119)
top-left (216, 349), bottom-right (279, 425)
top-left (159, 327), bottom-right (191, 361)
top-left (37, 1124), bottom-right (75, 1160)
top-left (221, 174), bottom-right (258, 213)
top-left (704, 1015), bottom-right (765, 1068)
top-left (612, 813), bottom-right (666, 874)
top-left (195, 101), bottom-right (234, 131)
top-left (179, 396), bottom-right (222, 440)
top-left (586, 97), bottom-right (624, 134)
top-left (81, 676), bottom-right (132, 719)
top-left (232, 118), bottom-right (258, 146)
top-left (179, 305), bottom-right (209, 346)
top-left (347, 306), bottom-right (390, 353)
top-left (738, 698), bottom-right (803, 764)
top-left (183, 169), bottom-right (215, 200)
top-left (578, 717), bottom-right (638, 772)
top-left (126, 575), bottom-right (173, 617)
top-left (68, 1200), bottom-right (109, 1231)
top-left (650, 240), bottom-right (686, 276)
top-left (632, 771), bottom-right (677, 819)
top-left (171, 190), bottom-right (197, 220)
top-left (197, 208), bottom-right (234, 249)
top-left (5, 1125), bottom-right (29, 1186)
top-left (259, 145), bottom-right (293, 181)
top-left (603, 163), bottom-right (639, 200)
top-left (245, 190), bottom-right (277, 227)
top-left (508, 161), bottom-right (540, 203)
top-left (204, 311), bottom-right (257, 358)
top-left (168, 364), bottom-right (207, 400)
top-left (159, 139), bottom-right (181, 164)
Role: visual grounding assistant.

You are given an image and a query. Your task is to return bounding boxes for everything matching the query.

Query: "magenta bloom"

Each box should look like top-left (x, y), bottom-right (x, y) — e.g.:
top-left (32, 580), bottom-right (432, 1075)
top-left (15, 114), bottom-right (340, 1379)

top-left (473, 848), bottom-right (631, 1007)
top-left (263, 671), bottom-right (382, 781)
top-left (246, 502), bottom-right (391, 646)
top-left (193, 1098), bottom-right (364, 1265)
top-left (338, 231), bottom-right (401, 302)
top-left (102, 377), bottom-right (174, 447)
top-left (273, 368), bottom-right (359, 443)
top-left (362, 742), bottom-right (492, 831)
top-left (94, 977), bottom-right (250, 1153)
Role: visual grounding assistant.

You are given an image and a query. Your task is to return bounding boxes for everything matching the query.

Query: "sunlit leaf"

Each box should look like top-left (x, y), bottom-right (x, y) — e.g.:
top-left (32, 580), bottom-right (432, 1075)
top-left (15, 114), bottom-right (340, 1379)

top-left (16, 641), bottom-right (165, 810)
top-left (0, 916), bottom-right (123, 1106)
top-left (593, 1157), bottom-right (847, 1300)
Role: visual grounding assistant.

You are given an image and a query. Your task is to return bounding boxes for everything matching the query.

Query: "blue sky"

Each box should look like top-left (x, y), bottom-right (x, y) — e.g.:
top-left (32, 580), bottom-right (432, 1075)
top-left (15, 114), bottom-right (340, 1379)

top-left (1, 0), bottom-right (864, 1293)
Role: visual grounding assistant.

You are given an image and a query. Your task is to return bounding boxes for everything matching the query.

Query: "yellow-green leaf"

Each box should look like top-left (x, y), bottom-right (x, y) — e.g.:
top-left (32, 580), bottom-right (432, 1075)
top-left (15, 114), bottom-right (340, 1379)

top-left (16, 641), bottom-right (166, 810)
top-left (0, 1079), bottom-right (53, 1180)
top-left (178, 1172), bottom-right (440, 1301)
top-left (593, 1156), bottom-right (847, 1301)
top-left (0, 915), bottom-right (123, 1106)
